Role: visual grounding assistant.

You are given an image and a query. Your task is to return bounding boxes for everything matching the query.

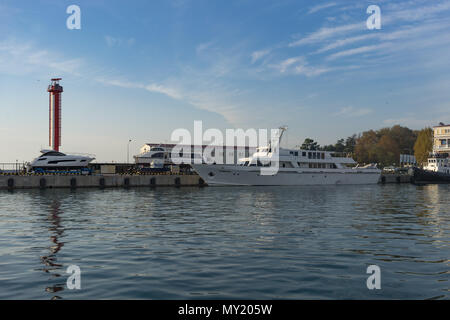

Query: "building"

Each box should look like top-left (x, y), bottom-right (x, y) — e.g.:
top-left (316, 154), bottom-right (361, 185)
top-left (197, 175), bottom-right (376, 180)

top-left (424, 123), bottom-right (450, 173)
top-left (433, 123), bottom-right (450, 153)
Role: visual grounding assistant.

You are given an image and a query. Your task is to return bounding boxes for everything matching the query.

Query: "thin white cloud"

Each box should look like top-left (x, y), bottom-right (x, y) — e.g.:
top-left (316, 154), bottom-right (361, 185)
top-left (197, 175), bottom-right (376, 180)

top-left (0, 39), bottom-right (83, 76)
top-left (251, 49), bottom-right (271, 63)
top-left (271, 56), bottom-right (331, 76)
top-left (196, 41), bottom-right (215, 55)
top-left (326, 43), bottom-right (390, 61)
top-left (95, 76), bottom-right (246, 125)
top-left (308, 2), bottom-right (337, 14)
top-left (335, 106), bottom-right (373, 117)
top-left (315, 34), bottom-right (378, 54)
top-left (95, 77), bottom-right (182, 100)
top-left (288, 22), bottom-right (364, 47)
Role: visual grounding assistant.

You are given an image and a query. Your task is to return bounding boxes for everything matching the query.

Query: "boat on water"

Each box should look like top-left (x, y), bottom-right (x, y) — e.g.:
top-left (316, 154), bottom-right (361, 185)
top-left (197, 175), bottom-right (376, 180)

top-left (134, 146), bottom-right (169, 164)
top-left (410, 123), bottom-right (450, 184)
top-left (28, 149), bottom-right (95, 173)
top-left (191, 127), bottom-right (381, 186)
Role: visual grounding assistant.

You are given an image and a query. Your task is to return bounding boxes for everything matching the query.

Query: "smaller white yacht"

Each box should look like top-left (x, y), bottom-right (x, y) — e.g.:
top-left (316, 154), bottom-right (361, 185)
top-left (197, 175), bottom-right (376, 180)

top-left (134, 146), bottom-right (168, 164)
top-left (28, 149), bottom-right (95, 171)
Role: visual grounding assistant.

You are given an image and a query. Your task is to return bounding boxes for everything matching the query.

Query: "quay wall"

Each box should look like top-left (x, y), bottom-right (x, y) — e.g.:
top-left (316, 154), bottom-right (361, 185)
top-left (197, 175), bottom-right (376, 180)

top-left (379, 173), bottom-right (412, 184)
top-left (0, 173), bottom-right (412, 189)
top-left (0, 174), bottom-right (205, 190)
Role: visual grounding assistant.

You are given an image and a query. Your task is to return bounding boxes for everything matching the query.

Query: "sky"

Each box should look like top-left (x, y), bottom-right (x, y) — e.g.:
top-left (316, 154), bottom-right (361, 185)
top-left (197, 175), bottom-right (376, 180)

top-left (1, 0), bottom-right (450, 162)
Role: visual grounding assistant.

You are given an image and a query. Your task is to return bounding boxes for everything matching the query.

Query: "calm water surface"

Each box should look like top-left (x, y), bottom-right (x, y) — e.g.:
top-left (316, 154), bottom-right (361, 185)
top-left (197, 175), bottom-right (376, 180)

top-left (0, 184), bottom-right (448, 299)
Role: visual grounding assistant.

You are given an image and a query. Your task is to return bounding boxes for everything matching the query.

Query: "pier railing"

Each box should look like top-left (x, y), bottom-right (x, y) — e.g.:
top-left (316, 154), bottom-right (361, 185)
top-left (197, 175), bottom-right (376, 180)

top-left (0, 163), bottom-right (27, 174)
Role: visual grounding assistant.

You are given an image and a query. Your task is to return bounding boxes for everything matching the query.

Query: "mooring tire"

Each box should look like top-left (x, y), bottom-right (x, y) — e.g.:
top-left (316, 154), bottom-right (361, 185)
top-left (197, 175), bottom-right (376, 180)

top-left (7, 178), bottom-right (14, 188)
top-left (70, 177), bottom-right (77, 188)
top-left (40, 178), bottom-right (46, 188)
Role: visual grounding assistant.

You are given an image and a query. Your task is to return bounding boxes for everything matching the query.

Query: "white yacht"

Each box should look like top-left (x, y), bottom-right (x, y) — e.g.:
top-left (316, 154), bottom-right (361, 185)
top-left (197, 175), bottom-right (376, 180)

top-left (28, 149), bottom-right (95, 171)
top-left (192, 128), bottom-right (381, 186)
top-left (134, 146), bottom-right (168, 164)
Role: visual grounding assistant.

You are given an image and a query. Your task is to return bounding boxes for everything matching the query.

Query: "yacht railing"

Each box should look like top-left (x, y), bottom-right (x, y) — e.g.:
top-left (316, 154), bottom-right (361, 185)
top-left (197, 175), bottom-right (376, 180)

top-left (63, 152), bottom-right (96, 158)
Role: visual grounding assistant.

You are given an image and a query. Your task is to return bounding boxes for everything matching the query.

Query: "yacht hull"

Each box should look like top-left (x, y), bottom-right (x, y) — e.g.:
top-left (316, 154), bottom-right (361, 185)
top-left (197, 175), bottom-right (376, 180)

top-left (192, 164), bottom-right (381, 186)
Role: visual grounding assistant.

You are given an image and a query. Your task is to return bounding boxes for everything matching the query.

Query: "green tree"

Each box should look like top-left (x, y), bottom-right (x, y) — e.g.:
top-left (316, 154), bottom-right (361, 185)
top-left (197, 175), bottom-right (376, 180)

top-left (344, 135), bottom-right (357, 154)
top-left (414, 127), bottom-right (433, 167)
top-left (301, 138), bottom-right (319, 150)
top-left (375, 135), bottom-right (399, 167)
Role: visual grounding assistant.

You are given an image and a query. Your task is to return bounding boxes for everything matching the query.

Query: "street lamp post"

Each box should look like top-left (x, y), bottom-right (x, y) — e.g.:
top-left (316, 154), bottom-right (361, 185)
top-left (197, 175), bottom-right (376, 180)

top-left (127, 139), bottom-right (132, 164)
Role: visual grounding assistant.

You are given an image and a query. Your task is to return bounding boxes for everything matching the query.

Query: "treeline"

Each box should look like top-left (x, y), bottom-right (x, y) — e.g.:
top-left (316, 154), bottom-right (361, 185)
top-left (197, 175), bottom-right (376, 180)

top-left (300, 125), bottom-right (433, 167)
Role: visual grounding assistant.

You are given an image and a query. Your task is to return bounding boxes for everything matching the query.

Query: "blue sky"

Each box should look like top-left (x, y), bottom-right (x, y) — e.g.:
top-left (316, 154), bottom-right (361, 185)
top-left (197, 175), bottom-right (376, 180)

top-left (1, 0), bottom-right (450, 162)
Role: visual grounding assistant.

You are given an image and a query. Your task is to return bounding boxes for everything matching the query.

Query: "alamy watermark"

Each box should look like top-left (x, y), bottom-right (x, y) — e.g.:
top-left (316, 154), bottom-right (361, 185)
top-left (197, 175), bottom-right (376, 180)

top-left (66, 264), bottom-right (81, 290)
top-left (366, 5), bottom-right (381, 30)
top-left (66, 5), bottom-right (81, 30)
top-left (366, 265), bottom-right (381, 290)
top-left (170, 121), bottom-right (283, 175)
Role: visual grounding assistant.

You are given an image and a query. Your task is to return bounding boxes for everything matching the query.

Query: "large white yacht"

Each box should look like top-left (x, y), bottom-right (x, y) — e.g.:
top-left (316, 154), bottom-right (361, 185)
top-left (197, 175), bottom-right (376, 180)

top-left (192, 128), bottom-right (381, 186)
top-left (28, 149), bottom-right (95, 171)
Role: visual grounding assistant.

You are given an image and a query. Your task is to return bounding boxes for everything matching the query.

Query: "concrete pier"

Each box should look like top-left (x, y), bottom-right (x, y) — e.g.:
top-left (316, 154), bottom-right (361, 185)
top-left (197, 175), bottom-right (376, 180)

top-left (0, 174), bottom-right (205, 190)
top-left (379, 173), bottom-right (412, 184)
top-left (0, 172), bottom-right (414, 190)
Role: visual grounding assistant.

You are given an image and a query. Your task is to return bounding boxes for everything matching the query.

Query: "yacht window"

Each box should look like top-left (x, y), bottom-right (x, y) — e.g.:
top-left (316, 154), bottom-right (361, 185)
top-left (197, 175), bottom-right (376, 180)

top-left (48, 160), bottom-right (76, 164)
top-left (38, 158), bottom-right (47, 161)
top-left (151, 152), bottom-right (165, 158)
top-left (42, 151), bottom-right (66, 157)
top-left (244, 161), bottom-right (249, 166)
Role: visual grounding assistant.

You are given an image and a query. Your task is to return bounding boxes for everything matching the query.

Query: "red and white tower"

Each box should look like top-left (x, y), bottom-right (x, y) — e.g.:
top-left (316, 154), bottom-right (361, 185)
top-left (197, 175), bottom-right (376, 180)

top-left (48, 78), bottom-right (63, 151)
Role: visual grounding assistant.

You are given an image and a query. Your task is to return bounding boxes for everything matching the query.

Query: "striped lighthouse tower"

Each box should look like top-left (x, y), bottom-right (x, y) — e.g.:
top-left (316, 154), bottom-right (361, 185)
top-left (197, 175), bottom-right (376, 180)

top-left (48, 78), bottom-right (63, 152)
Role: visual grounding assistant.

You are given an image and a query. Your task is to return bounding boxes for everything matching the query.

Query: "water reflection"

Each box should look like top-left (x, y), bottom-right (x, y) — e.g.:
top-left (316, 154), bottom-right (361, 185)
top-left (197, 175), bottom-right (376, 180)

top-left (40, 199), bottom-right (65, 299)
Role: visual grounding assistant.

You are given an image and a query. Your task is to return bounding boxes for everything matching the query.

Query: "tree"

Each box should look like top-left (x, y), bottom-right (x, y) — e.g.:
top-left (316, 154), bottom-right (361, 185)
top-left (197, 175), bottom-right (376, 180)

top-left (354, 130), bottom-right (379, 164)
top-left (414, 128), bottom-right (433, 167)
top-left (375, 135), bottom-right (399, 167)
top-left (334, 139), bottom-right (345, 152)
top-left (344, 135), bottom-right (357, 154)
top-left (301, 138), bottom-right (320, 150)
